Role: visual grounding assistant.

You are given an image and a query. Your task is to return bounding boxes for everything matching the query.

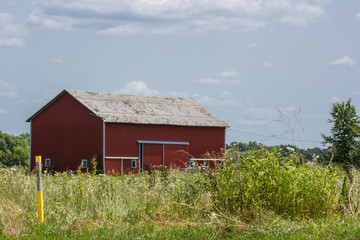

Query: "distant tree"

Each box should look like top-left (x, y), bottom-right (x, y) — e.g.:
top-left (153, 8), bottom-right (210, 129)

top-left (0, 130), bottom-right (30, 166)
top-left (321, 99), bottom-right (360, 165)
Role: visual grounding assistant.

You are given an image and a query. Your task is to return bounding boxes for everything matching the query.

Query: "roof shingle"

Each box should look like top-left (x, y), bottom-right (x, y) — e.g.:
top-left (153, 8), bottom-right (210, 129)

top-left (27, 90), bottom-right (229, 128)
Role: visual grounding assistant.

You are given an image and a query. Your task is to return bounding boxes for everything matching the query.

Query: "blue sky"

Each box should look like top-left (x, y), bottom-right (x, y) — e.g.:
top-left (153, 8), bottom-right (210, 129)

top-left (0, 0), bottom-right (359, 148)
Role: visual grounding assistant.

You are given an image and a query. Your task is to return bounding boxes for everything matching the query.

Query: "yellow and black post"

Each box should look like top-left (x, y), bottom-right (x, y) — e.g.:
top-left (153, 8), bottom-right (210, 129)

top-left (35, 156), bottom-right (44, 223)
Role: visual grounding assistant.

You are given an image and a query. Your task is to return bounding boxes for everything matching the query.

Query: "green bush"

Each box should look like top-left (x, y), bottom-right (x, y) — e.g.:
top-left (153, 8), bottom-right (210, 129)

top-left (201, 149), bottom-right (338, 219)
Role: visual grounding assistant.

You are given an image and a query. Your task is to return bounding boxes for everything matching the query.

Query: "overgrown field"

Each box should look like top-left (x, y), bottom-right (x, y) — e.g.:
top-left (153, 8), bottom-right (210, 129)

top-left (1, 150), bottom-right (360, 239)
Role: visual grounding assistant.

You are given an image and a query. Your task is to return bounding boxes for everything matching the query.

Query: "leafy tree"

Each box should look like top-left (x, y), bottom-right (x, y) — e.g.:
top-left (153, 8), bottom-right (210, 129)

top-left (0, 130), bottom-right (30, 166)
top-left (321, 99), bottom-right (360, 165)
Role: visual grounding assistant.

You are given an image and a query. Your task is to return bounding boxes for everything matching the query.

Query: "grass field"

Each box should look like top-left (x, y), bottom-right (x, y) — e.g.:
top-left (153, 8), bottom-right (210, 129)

top-left (1, 149), bottom-right (360, 239)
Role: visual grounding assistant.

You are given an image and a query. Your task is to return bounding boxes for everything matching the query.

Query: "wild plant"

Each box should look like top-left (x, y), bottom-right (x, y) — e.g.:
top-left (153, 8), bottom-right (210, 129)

top-left (200, 149), bottom-right (338, 220)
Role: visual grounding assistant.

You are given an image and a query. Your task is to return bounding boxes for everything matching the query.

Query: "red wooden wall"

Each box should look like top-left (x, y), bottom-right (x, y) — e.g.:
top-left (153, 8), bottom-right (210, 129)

top-left (104, 123), bottom-right (225, 173)
top-left (30, 93), bottom-right (103, 172)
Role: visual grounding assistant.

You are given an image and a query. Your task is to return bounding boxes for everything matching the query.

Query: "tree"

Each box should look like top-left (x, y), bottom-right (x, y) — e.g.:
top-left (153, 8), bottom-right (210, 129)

top-left (322, 99), bottom-right (360, 165)
top-left (0, 130), bottom-right (30, 166)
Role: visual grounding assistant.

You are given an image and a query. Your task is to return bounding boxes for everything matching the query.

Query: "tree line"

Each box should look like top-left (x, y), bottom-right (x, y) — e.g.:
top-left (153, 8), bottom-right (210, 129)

top-left (0, 131), bottom-right (30, 167)
top-left (226, 141), bottom-right (328, 162)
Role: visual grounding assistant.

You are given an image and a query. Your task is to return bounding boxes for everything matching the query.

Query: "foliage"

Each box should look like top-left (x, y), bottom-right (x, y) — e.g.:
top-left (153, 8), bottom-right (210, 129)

top-left (226, 141), bottom-right (328, 162)
top-left (2, 149), bottom-right (359, 238)
top-left (322, 99), bottom-right (360, 165)
top-left (202, 149), bottom-right (338, 219)
top-left (89, 153), bottom-right (101, 175)
top-left (0, 131), bottom-right (30, 166)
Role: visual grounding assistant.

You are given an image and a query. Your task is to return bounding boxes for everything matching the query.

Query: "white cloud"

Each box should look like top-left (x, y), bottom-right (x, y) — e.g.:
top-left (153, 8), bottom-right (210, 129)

top-left (196, 78), bottom-right (222, 84)
top-left (27, 13), bottom-right (80, 30)
top-left (0, 78), bottom-right (8, 87)
top-left (114, 81), bottom-right (160, 96)
top-left (328, 96), bottom-right (341, 103)
top-left (248, 43), bottom-right (258, 48)
top-left (220, 91), bottom-right (231, 97)
top-left (329, 56), bottom-right (356, 66)
top-left (236, 118), bottom-right (269, 126)
top-left (0, 91), bottom-right (18, 98)
top-left (195, 95), bottom-right (233, 107)
top-left (0, 78), bottom-right (18, 98)
top-left (279, 3), bottom-right (324, 25)
top-left (219, 71), bottom-right (240, 78)
top-left (0, 108), bottom-right (8, 114)
top-left (263, 61), bottom-right (272, 68)
top-left (357, 13), bottom-right (360, 18)
top-left (196, 78), bottom-right (240, 84)
top-left (0, 13), bottom-right (27, 48)
top-left (29, 0), bottom-right (325, 34)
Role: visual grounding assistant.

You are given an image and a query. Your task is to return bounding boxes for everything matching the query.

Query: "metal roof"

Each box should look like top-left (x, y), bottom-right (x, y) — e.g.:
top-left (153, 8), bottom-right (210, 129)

top-left (27, 90), bottom-right (229, 127)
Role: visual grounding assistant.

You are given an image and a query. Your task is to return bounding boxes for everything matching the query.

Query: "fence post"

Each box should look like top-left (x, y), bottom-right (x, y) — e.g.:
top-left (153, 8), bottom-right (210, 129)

top-left (36, 156), bottom-right (44, 223)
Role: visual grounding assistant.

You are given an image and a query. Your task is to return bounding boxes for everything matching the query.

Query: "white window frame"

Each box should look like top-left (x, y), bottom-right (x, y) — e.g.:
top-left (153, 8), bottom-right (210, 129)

top-left (189, 160), bottom-right (195, 168)
top-left (131, 159), bottom-right (137, 168)
top-left (82, 159), bottom-right (87, 168)
top-left (45, 158), bottom-right (51, 167)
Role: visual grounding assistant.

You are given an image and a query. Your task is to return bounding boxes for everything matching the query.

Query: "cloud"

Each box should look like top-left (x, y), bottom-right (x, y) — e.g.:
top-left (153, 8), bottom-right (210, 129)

top-left (114, 81), bottom-right (160, 96)
top-left (0, 108), bottom-right (8, 114)
top-left (0, 13), bottom-right (27, 48)
top-left (196, 78), bottom-right (240, 84)
top-left (195, 95), bottom-right (234, 107)
top-left (27, 12), bottom-right (80, 30)
top-left (114, 81), bottom-right (236, 109)
top-left (28, 0), bottom-right (325, 34)
top-left (0, 91), bottom-right (18, 98)
top-left (279, 3), bottom-right (324, 25)
top-left (328, 96), bottom-right (341, 104)
top-left (219, 71), bottom-right (240, 78)
top-left (0, 78), bottom-right (18, 98)
top-left (196, 71), bottom-right (241, 85)
top-left (263, 61), bottom-right (272, 68)
top-left (248, 43), bottom-right (258, 48)
top-left (196, 78), bottom-right (222, 84)
top-left (236, 118), bottom-right (269, 126)
top-left (329, 56), bottom-right (356, 66)
top-left (357, 13), bottom-right (360, 18)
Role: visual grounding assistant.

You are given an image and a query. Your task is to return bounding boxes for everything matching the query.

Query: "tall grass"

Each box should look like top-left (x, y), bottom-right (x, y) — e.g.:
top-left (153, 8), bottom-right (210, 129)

top-left (0, 149), bottom-right (359, 238)
top-left (202, 149), bottom-right (338, 219)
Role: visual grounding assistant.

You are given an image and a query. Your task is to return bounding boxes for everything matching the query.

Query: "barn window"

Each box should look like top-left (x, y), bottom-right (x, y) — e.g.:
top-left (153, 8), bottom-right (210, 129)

top-left (131, 159), bottom-right (137, 168)
top-left (82, 159), bottom-right (87, 168)
top-left (45, 158), bottom-right (51, 167)
top-left (189, 160), bottom-right (194, 168)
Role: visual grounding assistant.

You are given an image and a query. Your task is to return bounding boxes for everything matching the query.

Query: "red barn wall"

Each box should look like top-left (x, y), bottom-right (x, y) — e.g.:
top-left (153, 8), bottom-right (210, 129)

top-left (104, 123), bottom-right (225, 173)
top-left (30, 93), bottom-right (103, 172)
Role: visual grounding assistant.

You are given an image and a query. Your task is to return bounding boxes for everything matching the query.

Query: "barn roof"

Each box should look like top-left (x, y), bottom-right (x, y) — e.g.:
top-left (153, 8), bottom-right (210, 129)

top-left (27, 90), bottom-right (229, 127)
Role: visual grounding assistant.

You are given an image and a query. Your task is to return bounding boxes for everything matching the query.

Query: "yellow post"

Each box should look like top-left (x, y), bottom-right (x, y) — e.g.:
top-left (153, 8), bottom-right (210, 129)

top-left (35, 156), bottom-right (44, 223)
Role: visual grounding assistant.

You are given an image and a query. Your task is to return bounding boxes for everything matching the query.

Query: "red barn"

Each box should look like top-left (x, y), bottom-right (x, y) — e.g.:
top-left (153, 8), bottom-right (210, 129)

top-left (27, 90), bottom-right (229, 174)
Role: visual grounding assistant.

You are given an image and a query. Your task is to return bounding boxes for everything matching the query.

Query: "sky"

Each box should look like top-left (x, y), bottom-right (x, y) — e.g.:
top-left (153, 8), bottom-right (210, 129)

top-left (0, 0), bottom-right (359, 149)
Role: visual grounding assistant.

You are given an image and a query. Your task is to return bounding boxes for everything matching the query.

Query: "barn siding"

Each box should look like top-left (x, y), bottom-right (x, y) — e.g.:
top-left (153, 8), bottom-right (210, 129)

top-left (104, 123), bottom-right (225, 173)
top-left (30, 92), bottom-right (103, 172)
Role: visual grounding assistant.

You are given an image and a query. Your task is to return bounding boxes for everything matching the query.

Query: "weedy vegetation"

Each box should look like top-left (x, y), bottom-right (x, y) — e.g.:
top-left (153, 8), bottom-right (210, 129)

top-left (1, 149), bottom-right (360, 239)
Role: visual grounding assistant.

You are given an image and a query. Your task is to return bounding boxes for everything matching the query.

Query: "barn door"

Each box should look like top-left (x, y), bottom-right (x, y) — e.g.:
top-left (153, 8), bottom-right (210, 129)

top-left (142, 144), bottom-right (163, 171)
top-left (138, 140), bottom-right (189, 172)
top-left (164, 144), bottom-right (188, 169)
